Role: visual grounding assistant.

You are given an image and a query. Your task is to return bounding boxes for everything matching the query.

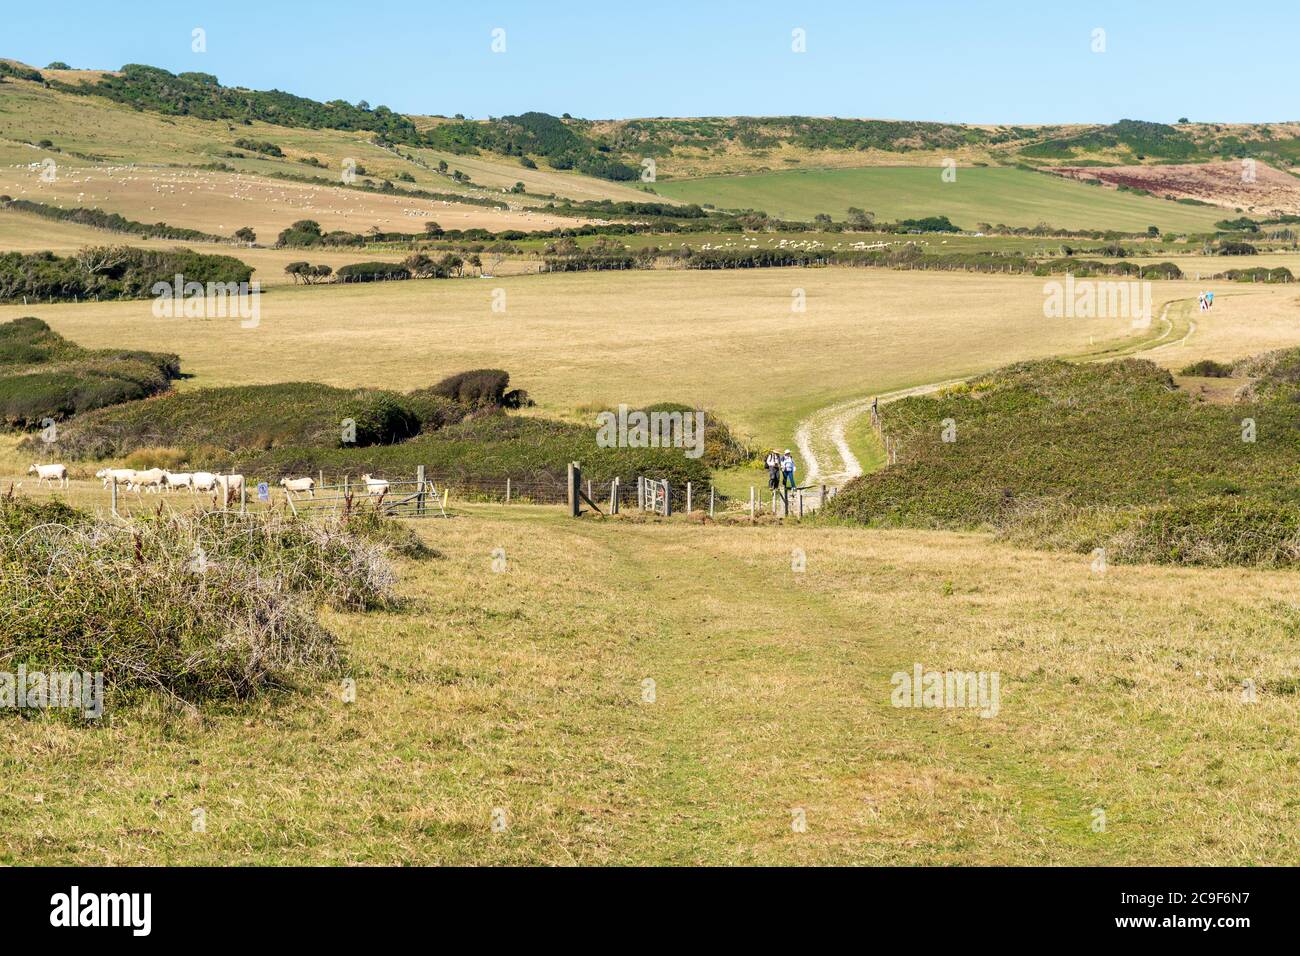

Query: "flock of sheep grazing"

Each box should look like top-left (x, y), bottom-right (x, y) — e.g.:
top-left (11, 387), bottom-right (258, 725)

top-left (26, 463), bottom-right (394, 504)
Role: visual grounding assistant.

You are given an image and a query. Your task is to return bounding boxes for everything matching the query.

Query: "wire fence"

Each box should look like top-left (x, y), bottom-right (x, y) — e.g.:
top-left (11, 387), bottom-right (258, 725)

top-left (95, 468), bottom-right (841, 520)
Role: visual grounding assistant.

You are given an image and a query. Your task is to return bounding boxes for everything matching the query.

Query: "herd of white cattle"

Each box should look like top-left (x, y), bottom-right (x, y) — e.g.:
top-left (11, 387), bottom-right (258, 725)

top-left (26, 464), bottom-right (393, 501)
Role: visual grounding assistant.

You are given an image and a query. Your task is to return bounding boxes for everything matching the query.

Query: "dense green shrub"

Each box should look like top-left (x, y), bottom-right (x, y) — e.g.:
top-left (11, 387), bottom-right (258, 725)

top-left (430, 368), bottom-right (529, 407)
top-left (0, 318), bottom-right (179, 428)
top-left (0, 247), bottom-right (252, 303)
top-left (335, 261), bottom-right (411, 282)
top-left (341, 391), bottom-right (421, 446)
top-left (36, 380), bottom-right (471, 459)
top-left (823, 355), bottom-right (1300, 567)
top-left (1179, 359), bottom-right (1233, 377)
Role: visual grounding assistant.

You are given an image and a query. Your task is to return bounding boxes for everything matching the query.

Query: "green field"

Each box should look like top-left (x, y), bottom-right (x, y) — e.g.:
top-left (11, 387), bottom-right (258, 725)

top-left (654, 166), bottom-right (1228, 233)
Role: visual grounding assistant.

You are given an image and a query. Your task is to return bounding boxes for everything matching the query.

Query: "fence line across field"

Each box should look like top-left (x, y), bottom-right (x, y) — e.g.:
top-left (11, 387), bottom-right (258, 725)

top-left (104, 466), bottom-right (838, 521)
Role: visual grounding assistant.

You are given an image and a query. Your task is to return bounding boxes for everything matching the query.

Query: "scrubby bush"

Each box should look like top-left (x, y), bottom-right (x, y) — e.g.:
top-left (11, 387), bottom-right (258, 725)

top-left (36, 381), bottom-right (473, 460)
top-left (822, 355), bottom-right (1300, 567)
top-left (0, 498), bottom-right (409, 707)
top-left (430, 368), bottom-right (529, 407)
top-left (1179, 359), bottom-right (1233, 377)
top-left (335, 261), bottom-right (411, 282)
top-left (0, 318), bottom-right (179, 429)
top-left (341, 391), bottom-right (421, 446)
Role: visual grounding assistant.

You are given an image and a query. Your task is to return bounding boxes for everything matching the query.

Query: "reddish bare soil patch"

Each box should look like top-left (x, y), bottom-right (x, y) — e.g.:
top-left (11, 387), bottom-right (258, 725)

top-left (1056, 161), bottom-right (1300, 216)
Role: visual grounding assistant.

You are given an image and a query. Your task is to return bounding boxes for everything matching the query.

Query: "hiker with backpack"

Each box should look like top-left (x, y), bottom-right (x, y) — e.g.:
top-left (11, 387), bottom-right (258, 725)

top-left (765, 449), bottom-right (782, 490)
top-left (781, 449), bottom-right (796, 491)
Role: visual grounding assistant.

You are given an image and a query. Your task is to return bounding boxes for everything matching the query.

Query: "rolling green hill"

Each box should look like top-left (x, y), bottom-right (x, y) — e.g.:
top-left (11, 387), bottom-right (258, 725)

top-left (652, 166), bottom-right (1227, 232)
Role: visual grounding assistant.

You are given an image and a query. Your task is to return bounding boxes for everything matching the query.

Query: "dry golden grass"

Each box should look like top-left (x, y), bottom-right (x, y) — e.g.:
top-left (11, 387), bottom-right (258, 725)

top-left (1, 269), bottom-right (1200, 451)
top-left (2, 502), bottom-right (1295, 864)
top-left (0, 164), bottom-right (582, 238)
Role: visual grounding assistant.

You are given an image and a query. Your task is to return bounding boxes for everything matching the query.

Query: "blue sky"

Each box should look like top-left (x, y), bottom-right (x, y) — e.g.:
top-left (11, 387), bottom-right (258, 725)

top-left (4, 1), bottom-right (1294, 124)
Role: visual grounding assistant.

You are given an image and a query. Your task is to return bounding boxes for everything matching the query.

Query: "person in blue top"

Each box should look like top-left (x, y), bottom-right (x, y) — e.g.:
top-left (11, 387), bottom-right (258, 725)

top-left (781, 450), bottom-right (796, 490)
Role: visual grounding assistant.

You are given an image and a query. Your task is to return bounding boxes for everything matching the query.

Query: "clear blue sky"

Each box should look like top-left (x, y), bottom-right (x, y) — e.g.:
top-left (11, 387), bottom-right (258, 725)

top-left (5, 1), bottom-right (1294, 124)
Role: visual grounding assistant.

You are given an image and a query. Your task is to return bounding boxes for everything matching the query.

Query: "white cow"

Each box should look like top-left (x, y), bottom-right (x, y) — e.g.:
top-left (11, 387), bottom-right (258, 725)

top-left (163, 471), bottom-right (195, 492)
top-left (360, 474), bottom-right (389, 496)
top-left (130, 468), bottom-right (167, 493)
top-left (279, 476), bottom-right (316, 497)
top-left (191, 472), bottom-right (219, 493)
top-left (28, 463), bottom-right (68, 488)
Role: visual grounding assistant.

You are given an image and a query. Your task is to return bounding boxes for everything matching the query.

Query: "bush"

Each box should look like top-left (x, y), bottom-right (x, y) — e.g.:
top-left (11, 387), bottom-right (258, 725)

top-left (0, 498), bottom-right (401, 707)
top-left (822, 355), bottom-right (1300, 567)
top-left (38, 381), bottom-right (472, 460)
top-left (1179, 359), bottom-right (1233, 377)
top-left (335, 261), bottom-right (411, 282)
top-left (341, 391), bottom-right (421, 446)
top-left (0, 319), bottom-right (179, 428)
top-left (430, 368), bottom-right (528, 407)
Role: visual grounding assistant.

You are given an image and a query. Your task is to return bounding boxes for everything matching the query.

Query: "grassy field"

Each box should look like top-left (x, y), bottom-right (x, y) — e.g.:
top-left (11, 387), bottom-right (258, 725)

top-left (3, 269), bottom-right (1189, 458)
top-left (0, 164), bottom-right (581, 238)
top-left (0, 74), bottom-right (639, 213)
top-left (654, 166), bottom-right (1228, 232)
top-left (3, 501), bottom-right (1297, 864)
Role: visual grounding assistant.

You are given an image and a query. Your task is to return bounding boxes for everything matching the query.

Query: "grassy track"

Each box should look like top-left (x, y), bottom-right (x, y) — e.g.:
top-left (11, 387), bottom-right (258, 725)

top-left (4, 504), bottom-right (1296, 864)
top-left (654, 166), bottom-right (1227, 232)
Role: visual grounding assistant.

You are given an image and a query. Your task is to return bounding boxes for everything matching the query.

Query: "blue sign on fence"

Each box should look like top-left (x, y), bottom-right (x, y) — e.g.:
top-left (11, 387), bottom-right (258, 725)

top-left (257, 482), bottom-right (270, 502)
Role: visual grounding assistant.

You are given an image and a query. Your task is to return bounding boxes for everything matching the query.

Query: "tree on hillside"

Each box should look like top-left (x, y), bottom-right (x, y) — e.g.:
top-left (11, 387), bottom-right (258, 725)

top-left (423, 221), bottom-right (444, 237)
top-left (233, 226), bottom-right (256, 244)
top-left (846, 207), bottom-right (875, 230)
top-left (46, 62), bottom-right (71, 70)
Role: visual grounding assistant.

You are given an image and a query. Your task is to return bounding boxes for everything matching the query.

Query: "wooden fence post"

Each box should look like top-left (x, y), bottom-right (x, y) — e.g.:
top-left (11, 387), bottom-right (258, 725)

top-left (567, 462), bottom-right (581, 517)
top-left (417, 465), bottom-right (425, 516)
top-left (111, 478), bottom-right (118, 518)
top-left (709, 485), bottom-right (714, 518)
top-left (663, 481), bottom-right (672, 517)
top-left (506, 477), bottom-right (511, 504)
top-left (240, 481), bottom-right (247, 515)
top-left (749, 486), bottom-right (755, 522)
top-left (686, 481), bottom-right (692, 514)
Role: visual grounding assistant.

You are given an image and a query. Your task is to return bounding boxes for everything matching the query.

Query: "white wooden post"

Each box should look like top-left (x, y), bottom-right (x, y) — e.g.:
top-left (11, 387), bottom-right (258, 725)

top-left (111, 478), bottom-right (118, 518)
top-left (709, 485), bottom-right (714, 518)
top-left (506, 477), bottom-right (511, 504)
top-left (240, 481), bottom-right (247, 514)
top-left (749, 486), bottom-right (755, 521)
top-left (686, 481), bottom-right (692, 513)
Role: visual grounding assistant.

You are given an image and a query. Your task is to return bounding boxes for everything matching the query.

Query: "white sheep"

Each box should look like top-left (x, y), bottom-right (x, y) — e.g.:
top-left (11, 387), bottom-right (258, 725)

top-left (163, 471), bottom-right (195, 492)
top-left (191, 472), bottom-right (219, 493)
top-left (96, 467), bottom-right (137, 489)
top-left (279, 477), bottom-right (316, 497)
top-left (360, 474), bottom-right (389, 496)
top-left (130, 468), bottom-right (167, 493)
top-left (215, 474), bottom-right (244, 505)
top-left (28, 463), bottom-right (68, 488)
